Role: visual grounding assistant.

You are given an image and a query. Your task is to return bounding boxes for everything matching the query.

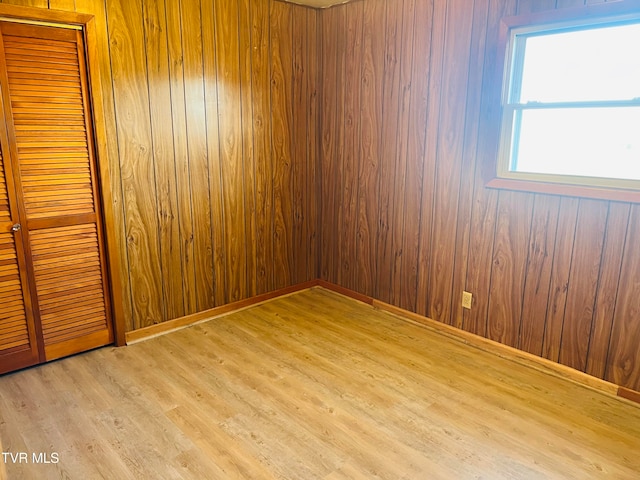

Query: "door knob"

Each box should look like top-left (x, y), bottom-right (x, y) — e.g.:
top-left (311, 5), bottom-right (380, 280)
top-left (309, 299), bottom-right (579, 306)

top-left (11, 223), bottom-right (21, 232)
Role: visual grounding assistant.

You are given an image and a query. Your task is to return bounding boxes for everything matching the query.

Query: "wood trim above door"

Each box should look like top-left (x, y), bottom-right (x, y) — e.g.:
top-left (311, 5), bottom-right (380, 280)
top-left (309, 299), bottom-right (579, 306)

top-left (0, 5), bottom-right (93, 28)
top-left (0, 4), bottom-right (126, 348)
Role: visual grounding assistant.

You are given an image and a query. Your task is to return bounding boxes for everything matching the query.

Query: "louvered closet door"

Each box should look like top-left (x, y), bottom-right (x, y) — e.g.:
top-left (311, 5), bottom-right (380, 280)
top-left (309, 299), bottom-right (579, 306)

top-left (0, 22), bottom-right (113, 362)
top-left (0, 121), bottom-right (40, 374)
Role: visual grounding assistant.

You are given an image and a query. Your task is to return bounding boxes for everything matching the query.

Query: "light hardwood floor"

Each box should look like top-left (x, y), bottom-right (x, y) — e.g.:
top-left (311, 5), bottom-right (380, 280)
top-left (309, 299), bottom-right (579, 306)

top-left (1, 287), bottom-right (639, 479)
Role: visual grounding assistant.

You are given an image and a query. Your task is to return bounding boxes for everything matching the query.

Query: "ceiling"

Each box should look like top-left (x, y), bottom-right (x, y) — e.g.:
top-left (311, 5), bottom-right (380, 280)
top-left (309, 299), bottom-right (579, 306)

top-left (281, 0), bottom-right (354, 8)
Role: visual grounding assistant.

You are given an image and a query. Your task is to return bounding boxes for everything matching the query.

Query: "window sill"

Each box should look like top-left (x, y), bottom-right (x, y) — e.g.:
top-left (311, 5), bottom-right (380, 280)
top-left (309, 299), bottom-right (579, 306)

top-left (486, 177), bottom-right (640, 203)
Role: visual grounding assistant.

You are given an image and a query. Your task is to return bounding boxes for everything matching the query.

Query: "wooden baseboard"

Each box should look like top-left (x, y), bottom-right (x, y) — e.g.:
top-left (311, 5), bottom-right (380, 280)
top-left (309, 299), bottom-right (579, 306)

top-left (315, 279), bottom-right (374, 305)
top-left (618, 386), bottom-right (640, 404)
top-left (125, 280), bottom-right (320, 344)
top-left (316, 281), bottom-right (640, 405)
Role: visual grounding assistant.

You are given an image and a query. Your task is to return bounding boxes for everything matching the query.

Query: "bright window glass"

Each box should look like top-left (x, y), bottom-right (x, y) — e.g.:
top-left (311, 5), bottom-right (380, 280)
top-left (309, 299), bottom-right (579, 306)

top-left (517, 23), bottom-right (640, 103)
top-left (512, 107), bottom-right (640, 180)
top-left (501, 16), bottom-right (640, 187)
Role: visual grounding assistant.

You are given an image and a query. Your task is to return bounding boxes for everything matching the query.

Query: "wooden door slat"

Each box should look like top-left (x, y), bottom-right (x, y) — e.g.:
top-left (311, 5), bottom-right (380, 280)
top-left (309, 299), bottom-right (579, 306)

top-left (42, 315), bottom-right (107, 334)
top-left (20, 154), bottom-right (88, 161)
top-left (39, 288), bottom-right (104, 306)
top-left (6, 57), bottom-right (79, 70)
top-left (29, 225), bottom-right (96, 238)
top-left (37, 283), bottom-right (105, 304)
top-left (8, 78), bottom-right (81, 89)
top-left (4, 50), bottom-right (78, 63)
top-left (41, 303), bottom-right (106, 322)
top-left (11, 107), bottom-right (85, 116)
top-left (35, 269), bottom-right (101, 283)
top-left (43, 320), bottom-right (107, 339)
top-left (31, 238), bottom-right (98, 251)
top-left (16, 132), bottom-right (87, 139)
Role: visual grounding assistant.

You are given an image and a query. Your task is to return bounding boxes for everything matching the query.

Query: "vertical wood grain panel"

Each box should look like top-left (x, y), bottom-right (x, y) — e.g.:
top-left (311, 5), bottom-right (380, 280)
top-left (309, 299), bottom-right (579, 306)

top-left (141, 0), bottom-right (184, 321)
top-left (200, 0), bottom-right (226, 307)
top-left (586, 202), bottom-right (629, 378)
top-left (290, 5), bottom-right (318, 285)
top-left (389, 0), bottom-right (414, 307)
top-left (337, 0), bottom-right (363, 290)
top-left (238, 0), bottom-right (258, 296)
top-left (106, 0), bottom-right (164, 330)
top-left (542, 197), bottom-right (579, 362)
top-left (270, 0), bottom-right (293, 290)
top-left (319, 5), bottom-right (338, 282)
top-left (415, 0), bottom-right (447, 316)
top-left (398, 0), bottom-right (433, 312)
top-left (606, 204), bottom-right (640, 391)
top-left (48, 0), bottom-right (75, 9)
top-left (164, 0), bottom-right (197, 315)
top-left (250, 0), bottom-right (274, 295)
top-left (306, 8), bottom-right (319, 280)
top-left (374, 0), bottom-right (402, 303)
top-left (558, 200), bottom-right (608, 372)
top-left (214, 0), bottom-right (246, 303)
top-left (355, 0), bottom-right (384, 297)
top-left (181, 0), bottom-right (215, 311)
top-left (518, 195), bottom-right (560, 356)
top-left (487, 191), bottom-right (534, 347)
top-left (329, 5), bottom-right (346, 286)
top-left (292, 5), bottom-right (308, 285)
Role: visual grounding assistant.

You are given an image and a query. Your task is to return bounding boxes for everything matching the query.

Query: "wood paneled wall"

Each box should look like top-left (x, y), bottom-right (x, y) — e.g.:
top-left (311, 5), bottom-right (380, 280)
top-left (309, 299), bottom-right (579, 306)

top-left (8, 0), bottom-right (640, 393)
top-left (2, 0), bottom-right (319, 332)
top-left (319, 0), bottom-right (640, 391)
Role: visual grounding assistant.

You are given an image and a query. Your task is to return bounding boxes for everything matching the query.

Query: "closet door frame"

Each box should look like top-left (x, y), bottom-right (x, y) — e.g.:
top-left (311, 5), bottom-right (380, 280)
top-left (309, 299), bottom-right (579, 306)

top-left (0, 5), bottom-right (125, 347)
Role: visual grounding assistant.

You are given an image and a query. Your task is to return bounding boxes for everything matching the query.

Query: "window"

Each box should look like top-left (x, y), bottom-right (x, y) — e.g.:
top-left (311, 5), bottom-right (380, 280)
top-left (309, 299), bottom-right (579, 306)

top-left (490, 1), bottom-right (640, 201)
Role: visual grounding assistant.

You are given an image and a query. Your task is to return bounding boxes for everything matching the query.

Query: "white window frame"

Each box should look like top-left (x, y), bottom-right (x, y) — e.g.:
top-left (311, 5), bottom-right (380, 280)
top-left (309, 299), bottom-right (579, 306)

top-left (489, 0), bottom-right (640, 202)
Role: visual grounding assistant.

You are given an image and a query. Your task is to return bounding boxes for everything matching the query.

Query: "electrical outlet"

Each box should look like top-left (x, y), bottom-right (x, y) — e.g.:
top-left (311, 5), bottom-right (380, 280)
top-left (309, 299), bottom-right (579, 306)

top-left (462, 291), bottom-right (473, 309)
